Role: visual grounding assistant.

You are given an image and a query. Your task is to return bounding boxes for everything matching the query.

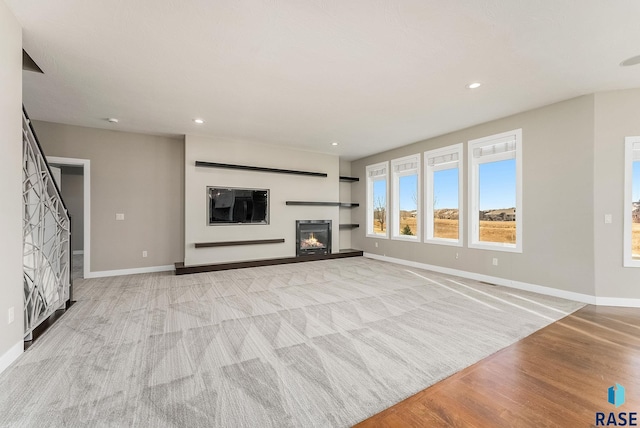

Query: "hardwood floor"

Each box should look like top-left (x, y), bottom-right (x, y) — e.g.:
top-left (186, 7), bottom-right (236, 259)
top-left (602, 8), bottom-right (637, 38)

top-left (355, 305), bottom-right (640, 427)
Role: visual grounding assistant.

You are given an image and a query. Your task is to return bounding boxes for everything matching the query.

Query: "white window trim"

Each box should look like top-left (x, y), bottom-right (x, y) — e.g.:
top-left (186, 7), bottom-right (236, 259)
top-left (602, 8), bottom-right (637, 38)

top-left (468, 129), bottom-right (523, 253)
top-left (424, 143), bottom-right (463, 247)
top-left (624, 136), bottom-right (640, 267)
top-left (366, 161), bottom-right (389, 239)
top-left (391, 154), bottom-right (421, 242)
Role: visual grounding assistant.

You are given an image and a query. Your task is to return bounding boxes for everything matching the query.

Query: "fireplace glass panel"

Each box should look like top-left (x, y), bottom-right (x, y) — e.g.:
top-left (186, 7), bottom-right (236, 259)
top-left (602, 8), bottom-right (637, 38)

top-left (296, 220), bottom-right (332, 256)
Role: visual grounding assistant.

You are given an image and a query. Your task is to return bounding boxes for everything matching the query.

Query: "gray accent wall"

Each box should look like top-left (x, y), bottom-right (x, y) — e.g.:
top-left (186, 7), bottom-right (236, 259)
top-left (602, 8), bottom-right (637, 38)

top-left (0, 1), bottom-right (23, 364)
top-left (594, 89), bottom-right (640, 299)
top-left (33, 121), bottom-right (185, 273)
top-left (351, 95), bottom-right (598, 297)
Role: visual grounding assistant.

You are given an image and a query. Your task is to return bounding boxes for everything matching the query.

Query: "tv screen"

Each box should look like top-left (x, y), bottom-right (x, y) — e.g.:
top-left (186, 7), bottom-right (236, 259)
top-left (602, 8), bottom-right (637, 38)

top-left (207, 187), bottom-right (269, 225)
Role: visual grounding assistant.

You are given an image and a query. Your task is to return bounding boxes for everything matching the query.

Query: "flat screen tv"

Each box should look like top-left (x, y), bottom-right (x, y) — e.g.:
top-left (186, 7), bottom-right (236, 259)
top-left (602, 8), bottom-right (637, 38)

top-left (207, 187), bottom-right (269, 225)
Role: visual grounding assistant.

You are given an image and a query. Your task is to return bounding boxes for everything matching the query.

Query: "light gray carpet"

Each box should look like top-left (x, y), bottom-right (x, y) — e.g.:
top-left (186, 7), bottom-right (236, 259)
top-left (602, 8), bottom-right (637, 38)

top-left (0, 257), bottom-right (584, 427)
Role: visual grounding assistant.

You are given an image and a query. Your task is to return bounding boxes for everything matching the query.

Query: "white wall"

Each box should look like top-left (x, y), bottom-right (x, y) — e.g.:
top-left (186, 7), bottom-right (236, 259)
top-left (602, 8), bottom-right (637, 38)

top-left (185, 136), bottom-right (340, 266)
top-left (0, 0), bottom-right (23, 372)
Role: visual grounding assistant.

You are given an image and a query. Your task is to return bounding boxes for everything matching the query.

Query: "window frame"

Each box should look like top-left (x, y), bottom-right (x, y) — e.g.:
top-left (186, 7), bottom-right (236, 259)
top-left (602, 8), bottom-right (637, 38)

top-left (424, 143), bottom-right (463, 247)
top-left (391, 154), bottom-right (421, 242)
top-left (468, 129), bottom-right (523, 253)
top-left (366, 161), bottom-right (390, 239)
top-left (624, 136), bottom-right (640, 267)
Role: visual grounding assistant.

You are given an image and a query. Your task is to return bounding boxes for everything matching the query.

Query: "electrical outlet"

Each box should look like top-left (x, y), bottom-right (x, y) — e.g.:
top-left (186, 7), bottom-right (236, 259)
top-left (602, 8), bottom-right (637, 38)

top-left (375, 242), bottom-right (378, 248)
top-left (142, 251), bottom-right (148, 258)
top-left (116, 213), bottom-right (125, 221)
top-left (492, 258), bottom-right (498, 266)
top-left (455, 252), bottom-right (459, 259)
top-left (8, 307), bottom-right (14, 324)
top-left (604, 214), bottom-right (613, 224)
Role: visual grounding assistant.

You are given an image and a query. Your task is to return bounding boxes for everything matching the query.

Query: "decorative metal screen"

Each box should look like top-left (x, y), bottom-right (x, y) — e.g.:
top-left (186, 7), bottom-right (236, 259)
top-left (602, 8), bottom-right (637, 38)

top-left (22, 112), bottom-right (71, 339)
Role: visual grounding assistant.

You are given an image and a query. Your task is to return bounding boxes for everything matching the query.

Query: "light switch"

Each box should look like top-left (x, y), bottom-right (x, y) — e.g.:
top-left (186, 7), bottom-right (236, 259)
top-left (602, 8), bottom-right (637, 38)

top-left (604, 214), bottom-right (612, 224)
top-left (116, 213), bottom-right (125, 221)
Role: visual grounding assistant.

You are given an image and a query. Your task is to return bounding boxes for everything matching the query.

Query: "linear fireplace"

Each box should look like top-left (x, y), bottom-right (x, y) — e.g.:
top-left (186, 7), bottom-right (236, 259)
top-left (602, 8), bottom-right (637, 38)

top-left (296, 220), bottom-right (332, 256)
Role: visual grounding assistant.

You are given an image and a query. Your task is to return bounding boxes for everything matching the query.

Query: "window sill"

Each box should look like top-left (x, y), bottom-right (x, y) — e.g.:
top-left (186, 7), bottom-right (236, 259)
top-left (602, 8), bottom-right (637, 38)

top-left (468, 242), bottom-right (522, 253)
top-left (623, 259), bottom-right (640, 268)
top-left (425, 238), bottom-right (463, 247)
top-left (391, 235), bottom-right (420, 243)
top-left (366, 233), bottom-right (389, 239)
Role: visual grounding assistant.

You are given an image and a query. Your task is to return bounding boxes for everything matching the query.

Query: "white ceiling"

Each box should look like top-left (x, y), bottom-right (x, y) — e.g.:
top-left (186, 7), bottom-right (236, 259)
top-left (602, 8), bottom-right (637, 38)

top-left (7, 0), bottom-right (640, 160)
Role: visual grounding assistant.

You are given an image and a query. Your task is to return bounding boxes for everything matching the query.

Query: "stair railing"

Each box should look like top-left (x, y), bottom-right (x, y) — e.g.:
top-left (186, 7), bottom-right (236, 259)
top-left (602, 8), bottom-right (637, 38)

top-left (22, 108), bottom-right (71, 340)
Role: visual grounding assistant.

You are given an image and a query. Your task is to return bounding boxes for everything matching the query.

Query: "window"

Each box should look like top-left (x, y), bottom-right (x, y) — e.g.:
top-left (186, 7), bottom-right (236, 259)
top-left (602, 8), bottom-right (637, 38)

top-left (366, 161), bottom-right (389, 238)
top-left (468, 129), bottom-right (522, 252)
top-left (425, 144), bottom-right (463, 246)
top-left (624, 137), bottom-right (640, 267)
top-left (391, 154), bottom-right (420, 241)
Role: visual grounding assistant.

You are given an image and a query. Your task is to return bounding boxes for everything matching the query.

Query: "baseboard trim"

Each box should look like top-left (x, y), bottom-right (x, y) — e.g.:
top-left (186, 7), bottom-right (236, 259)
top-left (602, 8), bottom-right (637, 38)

top-left (72, 250), bottom-right (84, 255)
top-left (363, 253), bottom-right (598, 305)
top-left (85, 265), bottom-right (175, 278)
top-left (594, 296), bottom-right (640, 307)
top-left (0, 341), bottom-right (23, 375)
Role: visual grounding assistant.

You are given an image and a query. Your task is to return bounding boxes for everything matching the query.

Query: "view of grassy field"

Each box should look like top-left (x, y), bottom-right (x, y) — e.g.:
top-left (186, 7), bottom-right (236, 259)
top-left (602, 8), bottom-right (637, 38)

top-left (373, 215), bottom-right (417, 235)
top-left (433, 219), bottom-right (458, 240)
top-left (372, 225), bottom-right (386, 234)
top-left (479, 221), bottom-right (516, 244)
top-left (372, 219), bottom-right (386, 234)
top-left (399, 217), bottom-right (417, 235)
top-left (430, 219), bottom-right (515, 243)
top-left (376, 216), bottom-right (640, 249)
top-left (374, 216), bottom-right (517, 244)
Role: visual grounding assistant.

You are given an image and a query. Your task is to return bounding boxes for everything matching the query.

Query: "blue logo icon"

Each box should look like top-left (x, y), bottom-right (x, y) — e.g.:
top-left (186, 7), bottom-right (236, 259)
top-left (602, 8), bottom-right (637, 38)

top-left (609, 383), bottom-right (626, 408)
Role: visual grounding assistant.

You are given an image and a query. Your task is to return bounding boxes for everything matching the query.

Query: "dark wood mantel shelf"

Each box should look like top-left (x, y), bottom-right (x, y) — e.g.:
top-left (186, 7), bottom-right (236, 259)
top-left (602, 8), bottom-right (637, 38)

top-left (285, 201), bottom-right (359, 207)
top-left (195, 238), bottom-right (285, 248)
top-left (195, 161), bottom-right (327, 178)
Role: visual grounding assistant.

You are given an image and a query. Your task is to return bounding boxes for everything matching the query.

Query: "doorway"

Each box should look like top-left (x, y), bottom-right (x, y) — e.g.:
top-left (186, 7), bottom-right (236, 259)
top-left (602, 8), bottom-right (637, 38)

top-left (47, 157), bottom-right (90, 279)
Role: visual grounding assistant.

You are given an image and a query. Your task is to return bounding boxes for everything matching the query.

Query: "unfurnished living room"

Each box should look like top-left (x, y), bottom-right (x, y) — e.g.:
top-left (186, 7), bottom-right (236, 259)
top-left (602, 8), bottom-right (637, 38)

top-left (1, 1), bottom-right (640, 427)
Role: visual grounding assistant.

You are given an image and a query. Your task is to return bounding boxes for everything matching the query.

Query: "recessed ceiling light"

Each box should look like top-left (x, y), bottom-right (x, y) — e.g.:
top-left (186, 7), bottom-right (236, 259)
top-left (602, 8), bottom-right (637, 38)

top-left (107, 118), bottom-right (119, 123)
top-left (466, 82), bottom-right (482, 89)
top-left (193, 118), bottom-right (204, 124)
top-left (620, 55), bottom-right (640, 67)
top-left (331, 142), bottom-right (339, 146)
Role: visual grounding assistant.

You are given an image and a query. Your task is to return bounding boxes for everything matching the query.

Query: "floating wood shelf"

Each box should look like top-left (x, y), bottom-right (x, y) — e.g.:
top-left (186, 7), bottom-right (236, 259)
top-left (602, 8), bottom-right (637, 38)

top-left (175, 249), bottom-right (363, 275)
top-left (195, 238), bottom-right (285, 248)
top-left (339, 176), bottom-right (359, 182)
top-left (285, 201), bottom-right (359, 207)
top-left (339, 224), bottom-right (360, 229)
top-left (195, 161), bottom-right (327, 177)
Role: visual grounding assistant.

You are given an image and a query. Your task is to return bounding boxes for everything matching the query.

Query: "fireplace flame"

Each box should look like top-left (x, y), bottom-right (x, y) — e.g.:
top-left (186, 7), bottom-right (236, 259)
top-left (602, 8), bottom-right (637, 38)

top-left (301, 232), bottom-right (326, 249)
